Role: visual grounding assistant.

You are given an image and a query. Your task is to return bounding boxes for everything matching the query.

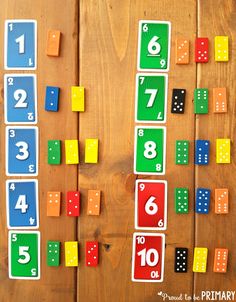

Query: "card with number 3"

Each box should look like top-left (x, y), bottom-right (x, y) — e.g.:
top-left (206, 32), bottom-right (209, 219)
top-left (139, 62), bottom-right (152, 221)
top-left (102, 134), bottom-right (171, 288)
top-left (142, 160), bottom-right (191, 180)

top-left (137, 20), bottom-right (171, 71)
top-left (6, 126), bottom-right (38, 176)
top-left (4, 20), bottom-right (37, 70)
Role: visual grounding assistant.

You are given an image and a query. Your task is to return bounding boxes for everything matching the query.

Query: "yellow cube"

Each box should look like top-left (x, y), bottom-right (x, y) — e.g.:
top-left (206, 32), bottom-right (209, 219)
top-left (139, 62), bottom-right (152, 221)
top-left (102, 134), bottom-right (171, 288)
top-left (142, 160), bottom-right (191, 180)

top-left (216, 139), bottom-right (230, 164)
top-left (193, 247), bottom-right (208, 273)
top-left (65, 140), bottom-right (79, 164)
top-left (85, 139), bottom-right (98, 163)
top-left (215, 36), bottom-right (228, 62)
top-left (71, 86), bottom-right (84, 112)
top-left (65, 241), bottom-right (78, 267)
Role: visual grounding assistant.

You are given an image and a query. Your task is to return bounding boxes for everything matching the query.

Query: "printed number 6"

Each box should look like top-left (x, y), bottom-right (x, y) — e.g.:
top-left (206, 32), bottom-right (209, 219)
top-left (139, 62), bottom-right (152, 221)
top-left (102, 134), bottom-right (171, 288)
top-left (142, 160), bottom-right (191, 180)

top-left (16, 141), bottom-right (29, 160)
top-left (145, 196), bottom-right (158, 215)
top-left (18, 246), bottom-right (30, 264)
top-left (148, 36), bottom-right (161, 56)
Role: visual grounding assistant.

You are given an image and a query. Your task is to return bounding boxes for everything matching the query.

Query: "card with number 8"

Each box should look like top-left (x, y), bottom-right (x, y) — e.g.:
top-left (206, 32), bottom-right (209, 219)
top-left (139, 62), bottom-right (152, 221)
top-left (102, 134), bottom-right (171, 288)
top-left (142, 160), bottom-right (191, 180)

top-left (135, 180), bottom-right (167, 230)
top-left (137, 20), bottom-right (171, 72)
top-left (8, 231), bottom-right (40, 279)
top-left (4, 74), bottom-right (37, 124)
top-left (6, 126), bottom-right (38, 176)
top-left (134, 126), bottom-right (166, 175)
top-left (132, 233), bottom-right (165, 282)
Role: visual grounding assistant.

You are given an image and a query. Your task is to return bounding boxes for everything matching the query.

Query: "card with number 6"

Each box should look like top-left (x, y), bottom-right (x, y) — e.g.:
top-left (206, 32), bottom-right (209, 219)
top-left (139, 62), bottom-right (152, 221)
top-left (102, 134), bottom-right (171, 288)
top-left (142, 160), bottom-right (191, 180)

top-left (134, 126), bottom-right (166, 175)
top-left (4, 74), bottom-right (37, 124)
top-left (132, 233), bottom-right (165, 282)
top-left (6, 126), bottom-right (38, 176)
top-left (4, 20), bottom-right (37, 70)
top-left (135, 180), bottom-right (167, 230)
top-left (137, 20), bottom-right (171, 71)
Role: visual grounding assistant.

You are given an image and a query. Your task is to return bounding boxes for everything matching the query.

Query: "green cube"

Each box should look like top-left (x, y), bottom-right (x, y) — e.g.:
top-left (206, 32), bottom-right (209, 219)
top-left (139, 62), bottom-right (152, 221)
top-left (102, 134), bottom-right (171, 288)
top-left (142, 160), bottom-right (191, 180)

top-left (175, 140), bottom-right (189, 165)
top-left (47, 241), bottom-right (60, 266)
top-left (194, 88), bottom-right (208, 114)
top-left (175, 188), bottom-right (189, 214)
top-left (48, 140), bottom-right (61, 165)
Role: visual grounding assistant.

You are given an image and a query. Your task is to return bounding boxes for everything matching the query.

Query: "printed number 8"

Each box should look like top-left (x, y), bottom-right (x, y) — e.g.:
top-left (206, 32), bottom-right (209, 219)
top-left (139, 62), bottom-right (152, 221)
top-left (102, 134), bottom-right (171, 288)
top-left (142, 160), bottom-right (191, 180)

top-left (144, 141), bottom-right (157, 159)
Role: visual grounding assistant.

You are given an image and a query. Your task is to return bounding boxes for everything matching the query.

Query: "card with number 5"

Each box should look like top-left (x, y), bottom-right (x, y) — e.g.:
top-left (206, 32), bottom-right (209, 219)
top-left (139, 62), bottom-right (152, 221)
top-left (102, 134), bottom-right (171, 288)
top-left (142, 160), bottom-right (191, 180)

top-left (4, 74), bottom-right (37, 124)
top-left (132, 233), bottom-right (165, 282)
top-left (137, 20), bottom-right (171, 72)
top-left (8, 231), bottom-right (40, 279)
top-left (134, 126), bottom-right (166, 175)
top-left (135, 180), bottom-right (167, 230)
top-left (5, 20), bottom-right (37, 70)
top-left (6, 126), bottom-right (38, 176)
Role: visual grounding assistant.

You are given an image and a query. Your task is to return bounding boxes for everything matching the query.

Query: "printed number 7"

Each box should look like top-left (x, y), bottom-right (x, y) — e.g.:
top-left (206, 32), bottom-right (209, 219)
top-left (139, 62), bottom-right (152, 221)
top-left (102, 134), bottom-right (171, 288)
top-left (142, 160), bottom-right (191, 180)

top-left (145, 89), bottom-right (158, 108)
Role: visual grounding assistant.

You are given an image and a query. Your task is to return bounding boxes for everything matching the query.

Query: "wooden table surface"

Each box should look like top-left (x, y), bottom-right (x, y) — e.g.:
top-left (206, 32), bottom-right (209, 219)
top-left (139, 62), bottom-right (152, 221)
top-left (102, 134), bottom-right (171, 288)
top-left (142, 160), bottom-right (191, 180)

top-left (0, 0), bottom-right (235, 301)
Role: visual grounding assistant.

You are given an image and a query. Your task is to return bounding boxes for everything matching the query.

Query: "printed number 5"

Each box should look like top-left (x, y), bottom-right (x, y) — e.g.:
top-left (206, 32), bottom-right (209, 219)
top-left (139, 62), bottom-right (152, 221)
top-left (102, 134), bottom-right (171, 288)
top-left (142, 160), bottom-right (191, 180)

top-left (18, 246), bottom-right (30, 264)
top-left (16, 141), bottom-right (29, 160)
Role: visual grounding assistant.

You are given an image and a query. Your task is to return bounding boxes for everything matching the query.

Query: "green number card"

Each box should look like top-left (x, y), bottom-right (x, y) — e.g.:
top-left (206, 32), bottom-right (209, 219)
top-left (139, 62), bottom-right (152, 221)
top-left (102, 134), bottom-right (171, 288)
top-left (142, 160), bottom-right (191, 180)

top-left (8, 231), bottom-right (40, 280)
top-left (134, 126), bottom-right (166, 175)
top-left (135, 73), bottom-right (168, 123)
top-left (137, 20), bottom-right (171, 71)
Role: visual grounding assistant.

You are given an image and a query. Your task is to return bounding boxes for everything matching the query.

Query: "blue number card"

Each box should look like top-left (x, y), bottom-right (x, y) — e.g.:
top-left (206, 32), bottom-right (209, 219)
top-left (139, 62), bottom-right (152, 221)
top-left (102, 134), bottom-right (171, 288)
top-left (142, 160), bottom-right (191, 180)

top-left (4, 20), bottom-right (37, 70)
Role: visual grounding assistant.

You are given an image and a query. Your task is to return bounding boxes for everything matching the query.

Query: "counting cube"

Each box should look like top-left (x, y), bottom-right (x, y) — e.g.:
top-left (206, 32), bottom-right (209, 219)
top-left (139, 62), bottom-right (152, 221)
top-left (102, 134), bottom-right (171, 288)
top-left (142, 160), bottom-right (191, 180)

top-left (175, 140), bottom-right (189, 165)
top-left (195, 140), bottom-right (210, 165)
top-left (215, 189), bottom-right (228, 214)
top-left (213, 88), bottom-right (227, 113)
top-left (85, 139), bottom-right (98, 163)
top-left (67, 191), bottom-right (80, 217)
top-left (47, 192), bottom-right (61, 216)
top-left (48, 140), bottom-right (61, 165)
top-left (45, 86), bottom-right (60, 112)
top-left (194, 88), bottom-right (208, 114)
top-left (196, 188), bottom-right (211, 214)
top-left (213, 248), bottom-right (228, 273)
top-left (215, 36), bottom-right (228, 62)
top-left (65, 241), bottom-right (78, 267)
top-left (65, 140), bottom-right (79, 164)
top-left (216, 139), bottom-right (230, 163)
top-left (71, 86), bottom-right (84, 112)
top-left (175, 188), bottom-right (189, 214)
top-left (46, 30), bottom-right (61, 56)
top-left (47, 241), bottom-right (60, 266)
top-left (86, 241), bottom-right (99, 267)
top-left (87, 190), bottom-right (101, 215)
top-left (193, 247), bottom-right (208, 273)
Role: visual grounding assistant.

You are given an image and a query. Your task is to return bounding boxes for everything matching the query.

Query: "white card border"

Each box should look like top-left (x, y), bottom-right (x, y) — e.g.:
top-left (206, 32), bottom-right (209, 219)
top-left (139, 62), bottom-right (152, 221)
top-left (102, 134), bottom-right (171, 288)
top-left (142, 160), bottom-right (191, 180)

top-left (137, 20), bottom-right (171, 72)
top-left (135, 73), bottom-right (168, 124)
top-left (4, 74), bottom-right (38, 124)
top-left (134, 125), bottom-right (166, 175)
top-left (4, 19), bottom-right (37, 70)
top-left (6, 179), bottom-right (39, 229)
top-left (8, 230), bottom-right (40, 280)
top-left (5, 126), bottom-right (39, 176)
top-left (135, 179), bottom-right (167, 231)
top-left (131, 232), bottom-right (165, 282)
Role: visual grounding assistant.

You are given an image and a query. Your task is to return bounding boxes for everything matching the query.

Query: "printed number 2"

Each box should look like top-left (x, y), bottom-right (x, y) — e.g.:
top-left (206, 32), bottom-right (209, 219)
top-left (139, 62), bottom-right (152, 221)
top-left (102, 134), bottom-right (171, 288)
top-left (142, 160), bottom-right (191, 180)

top-left (15, 34), bottom-right (25, 54)
top-left (15, 141), bottom-right (29, 160)
top-left (14, 89), bottom-right (28, 108)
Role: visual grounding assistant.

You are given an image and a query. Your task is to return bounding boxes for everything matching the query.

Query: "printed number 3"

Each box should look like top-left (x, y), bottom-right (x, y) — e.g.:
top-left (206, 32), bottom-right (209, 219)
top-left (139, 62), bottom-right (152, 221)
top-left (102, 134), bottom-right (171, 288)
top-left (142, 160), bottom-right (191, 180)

top-left (16, 141), bottom-right (29, 160)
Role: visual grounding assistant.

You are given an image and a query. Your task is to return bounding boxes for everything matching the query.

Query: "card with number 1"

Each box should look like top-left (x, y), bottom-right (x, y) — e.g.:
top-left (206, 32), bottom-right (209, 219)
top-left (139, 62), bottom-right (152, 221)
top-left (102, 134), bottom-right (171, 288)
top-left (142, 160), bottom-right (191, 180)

top-left (4, 20), bottom-right (37, 70)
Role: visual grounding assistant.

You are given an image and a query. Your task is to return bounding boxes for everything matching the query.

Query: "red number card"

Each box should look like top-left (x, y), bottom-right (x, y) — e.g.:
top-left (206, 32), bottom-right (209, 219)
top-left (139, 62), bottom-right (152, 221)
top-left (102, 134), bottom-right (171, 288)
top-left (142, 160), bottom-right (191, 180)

top-left (132, 233), bottom-right (165, 282)
top-left (135, 180), bottom-right (167, 230)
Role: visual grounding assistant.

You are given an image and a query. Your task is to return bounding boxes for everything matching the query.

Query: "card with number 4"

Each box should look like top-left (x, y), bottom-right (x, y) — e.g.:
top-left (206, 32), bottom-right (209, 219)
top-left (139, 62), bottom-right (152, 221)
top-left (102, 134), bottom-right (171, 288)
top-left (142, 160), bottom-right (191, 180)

top-left (137, 20), bottom-right (171, 72)
top-left (132, 233), bottom-right (165, 282)
top-left (8, 231), bottom-right (40, 279)
top-left (6, 126), bottom-right (38, 176)
top-left (135, 180), bottom-right (167, 230)
top-left (6, 180), bottom-right (39, 229)
top-left (134, 126), bottom-right (166, 175)
top-left (5, 20), bottom-right (37, 70)
top-left (4, 74), bottom-right (37, 124)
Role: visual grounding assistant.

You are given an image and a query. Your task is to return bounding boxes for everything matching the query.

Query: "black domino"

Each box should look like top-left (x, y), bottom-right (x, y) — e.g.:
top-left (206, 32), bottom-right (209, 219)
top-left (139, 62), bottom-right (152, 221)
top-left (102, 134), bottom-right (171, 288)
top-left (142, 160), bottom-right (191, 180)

top-left (171, 89), bottom-right (186, 113)
top-left (175, 248), bottom-right (188, 273)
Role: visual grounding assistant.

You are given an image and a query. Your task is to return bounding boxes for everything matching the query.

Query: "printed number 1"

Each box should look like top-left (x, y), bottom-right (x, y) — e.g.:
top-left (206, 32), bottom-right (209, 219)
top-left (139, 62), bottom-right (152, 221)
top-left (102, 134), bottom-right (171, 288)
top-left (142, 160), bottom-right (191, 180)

top-left (15, 35), bottom-right (25, 54)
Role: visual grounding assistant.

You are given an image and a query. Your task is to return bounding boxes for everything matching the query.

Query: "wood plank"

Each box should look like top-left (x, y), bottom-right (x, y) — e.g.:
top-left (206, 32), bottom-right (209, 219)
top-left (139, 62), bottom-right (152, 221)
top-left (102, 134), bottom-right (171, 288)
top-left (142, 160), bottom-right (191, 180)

top-left (0, 1), bottom-right (78, 301)
top-left (78, 0), bottom-right (196, 301)
top-left (194, 0), bottom-right (236, 295)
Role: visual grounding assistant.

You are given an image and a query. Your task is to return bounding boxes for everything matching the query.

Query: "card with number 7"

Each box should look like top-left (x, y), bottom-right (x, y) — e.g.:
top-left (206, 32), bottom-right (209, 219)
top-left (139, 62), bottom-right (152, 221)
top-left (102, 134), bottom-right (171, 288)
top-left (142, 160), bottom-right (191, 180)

top-left (137, 20), bottom-right (171, 72)
top-left (134, 126), bottom-right (166, 175)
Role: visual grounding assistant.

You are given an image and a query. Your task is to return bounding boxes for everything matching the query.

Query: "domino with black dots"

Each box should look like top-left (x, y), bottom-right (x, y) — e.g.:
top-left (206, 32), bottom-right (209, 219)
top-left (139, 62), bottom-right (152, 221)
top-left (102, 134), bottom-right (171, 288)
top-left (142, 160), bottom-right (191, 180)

top-left (171, 89), bottom-right (186, 113)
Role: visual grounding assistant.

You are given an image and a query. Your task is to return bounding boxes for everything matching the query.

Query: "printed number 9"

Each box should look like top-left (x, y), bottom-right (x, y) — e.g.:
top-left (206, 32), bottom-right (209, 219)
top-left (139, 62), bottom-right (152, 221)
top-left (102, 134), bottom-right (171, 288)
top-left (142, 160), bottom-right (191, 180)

top-left (139, 183), bottom-right (145, 191)
top-left (160, 59), bottom-right (166, 68)
top-left (145, 196), bottom-right (158, 215)
top-left (144, 141), bottom-right (157, 159)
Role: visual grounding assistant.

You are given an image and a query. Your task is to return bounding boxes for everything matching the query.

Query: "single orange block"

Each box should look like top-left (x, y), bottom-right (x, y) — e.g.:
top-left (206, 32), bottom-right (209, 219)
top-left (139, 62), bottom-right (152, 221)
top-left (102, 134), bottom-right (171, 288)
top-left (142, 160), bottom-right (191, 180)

top-left (213, 248), bottom-right (228, 273)
top-left (176, 38), bottom-right (190, 64)
top-left (215, 189), bottom-right (228, 214)
top-left (46, 30), bottom-right (61, 56)
top-left (47, 192), bottom-right (61, 216)
top-left (87, 190), bottom-right (101, 215)
top-left (213, 88), bottom-right (227, 113)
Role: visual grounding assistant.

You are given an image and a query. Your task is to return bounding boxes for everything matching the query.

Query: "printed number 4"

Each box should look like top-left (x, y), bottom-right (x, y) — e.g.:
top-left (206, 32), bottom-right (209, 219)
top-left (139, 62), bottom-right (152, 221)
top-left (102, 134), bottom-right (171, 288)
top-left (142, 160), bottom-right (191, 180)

top-left (18, 246), bottom-right (30, 264)
top-left (15, 195), bottom-right (28, 213)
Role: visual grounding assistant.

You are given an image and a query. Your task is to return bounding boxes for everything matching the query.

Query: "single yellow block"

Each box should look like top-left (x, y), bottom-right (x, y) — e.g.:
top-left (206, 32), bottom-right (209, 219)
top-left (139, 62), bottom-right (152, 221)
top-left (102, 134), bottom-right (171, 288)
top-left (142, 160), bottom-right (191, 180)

top-left (216, 139), bottom-right (230, 164)
top-left (65, 241), bottom-right (78, 267)
top-left (65, 140), bottom-right (79, 164)
top-left (71, 86), bottom-right (84, 112)
top-left (215, 36), bottom-right (228, 62)
top-left (193, 247), bottom-right (208, 273)
top-left (85, 139), bottom-right (98, 163)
